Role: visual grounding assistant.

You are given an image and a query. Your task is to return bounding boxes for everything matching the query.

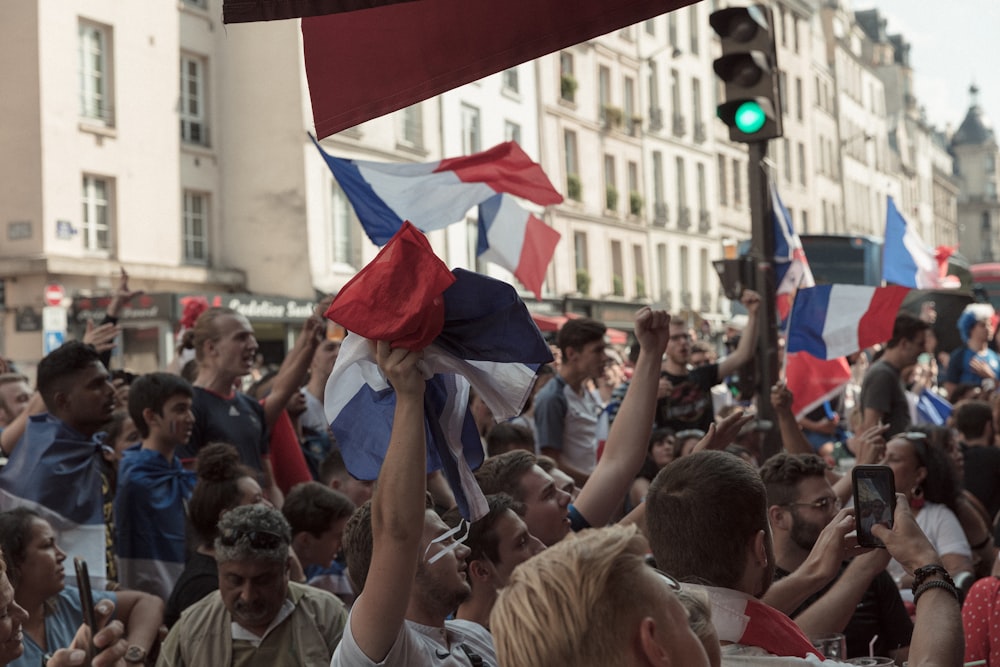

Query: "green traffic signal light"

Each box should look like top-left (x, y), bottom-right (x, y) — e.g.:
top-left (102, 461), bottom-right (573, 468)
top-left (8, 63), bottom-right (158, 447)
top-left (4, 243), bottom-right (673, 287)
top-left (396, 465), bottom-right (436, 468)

top-left (734, 101), bottom-right (766, 133)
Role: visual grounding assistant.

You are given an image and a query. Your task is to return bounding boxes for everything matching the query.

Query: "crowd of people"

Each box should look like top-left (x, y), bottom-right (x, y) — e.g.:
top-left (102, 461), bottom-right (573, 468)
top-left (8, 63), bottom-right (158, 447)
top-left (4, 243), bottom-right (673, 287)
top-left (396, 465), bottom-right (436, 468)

top-left (0, 270), bottom-right (998, 665)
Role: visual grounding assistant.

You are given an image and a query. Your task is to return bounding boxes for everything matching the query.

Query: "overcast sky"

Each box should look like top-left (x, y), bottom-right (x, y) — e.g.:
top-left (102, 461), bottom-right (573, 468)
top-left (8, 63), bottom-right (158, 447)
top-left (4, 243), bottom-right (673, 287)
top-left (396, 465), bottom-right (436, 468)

top-left (859, 0), bottom-right (1000, 133)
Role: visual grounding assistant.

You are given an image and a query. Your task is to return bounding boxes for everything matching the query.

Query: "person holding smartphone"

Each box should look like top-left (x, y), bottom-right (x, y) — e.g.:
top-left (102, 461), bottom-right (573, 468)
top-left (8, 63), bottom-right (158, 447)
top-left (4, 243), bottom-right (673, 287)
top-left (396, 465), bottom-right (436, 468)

top-left (0, 509), bottom-right (162, 667)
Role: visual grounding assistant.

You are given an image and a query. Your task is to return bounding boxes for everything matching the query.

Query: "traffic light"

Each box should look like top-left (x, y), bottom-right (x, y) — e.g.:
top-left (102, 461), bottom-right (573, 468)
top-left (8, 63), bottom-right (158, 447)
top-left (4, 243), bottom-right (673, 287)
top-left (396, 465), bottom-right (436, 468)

top-left (710, 5), bottom-right (783, 143)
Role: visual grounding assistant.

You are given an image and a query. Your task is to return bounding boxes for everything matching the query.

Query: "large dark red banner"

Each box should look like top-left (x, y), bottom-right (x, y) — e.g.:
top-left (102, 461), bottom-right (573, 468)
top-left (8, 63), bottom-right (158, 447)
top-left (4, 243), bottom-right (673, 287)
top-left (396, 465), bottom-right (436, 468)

top-left (294, 0), bottom-right (695, 138)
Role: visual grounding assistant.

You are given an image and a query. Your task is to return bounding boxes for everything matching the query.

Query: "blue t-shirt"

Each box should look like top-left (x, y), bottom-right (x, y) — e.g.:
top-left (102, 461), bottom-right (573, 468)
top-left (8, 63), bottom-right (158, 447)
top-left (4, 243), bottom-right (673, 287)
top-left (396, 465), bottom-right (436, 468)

top-left (946, 346), bottom-right (1000, 387)
top-left (12, 587), bottom-right (116, 667)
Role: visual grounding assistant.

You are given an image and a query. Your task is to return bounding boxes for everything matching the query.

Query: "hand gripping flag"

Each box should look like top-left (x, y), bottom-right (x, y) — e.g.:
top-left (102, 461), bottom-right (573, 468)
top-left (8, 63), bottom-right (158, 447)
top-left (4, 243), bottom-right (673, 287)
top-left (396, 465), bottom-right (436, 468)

top-left (324, 225), bottom-right (552, 520)
top-left (786, 284), bottom-right (909, 360)
top-left (772, 184), bottom-right (814, 326)
top-left (883, 197), bottom-right (950, 289)
top-left (0, 415), bottom-right (111, 587)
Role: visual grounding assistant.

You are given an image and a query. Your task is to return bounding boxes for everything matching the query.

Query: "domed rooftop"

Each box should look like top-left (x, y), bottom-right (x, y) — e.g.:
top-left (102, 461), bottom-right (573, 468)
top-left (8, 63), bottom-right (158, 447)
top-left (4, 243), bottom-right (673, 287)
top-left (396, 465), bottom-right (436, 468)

top-left (952, 84), bottom-right (995, 147)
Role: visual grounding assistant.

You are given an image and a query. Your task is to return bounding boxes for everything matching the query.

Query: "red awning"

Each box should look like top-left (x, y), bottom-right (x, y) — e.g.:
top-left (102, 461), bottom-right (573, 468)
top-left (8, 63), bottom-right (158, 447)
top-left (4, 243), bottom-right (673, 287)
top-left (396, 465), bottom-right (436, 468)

top-left (290, 0), bottom-right (697, 138)
top-left (533, 312), bottom-right (628, 346)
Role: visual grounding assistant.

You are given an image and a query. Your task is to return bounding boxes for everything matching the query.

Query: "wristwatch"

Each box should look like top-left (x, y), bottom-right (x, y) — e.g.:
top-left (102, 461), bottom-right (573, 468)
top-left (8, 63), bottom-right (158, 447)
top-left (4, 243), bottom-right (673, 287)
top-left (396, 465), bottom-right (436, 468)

top-left (124, 645), bottom-right (147, 664)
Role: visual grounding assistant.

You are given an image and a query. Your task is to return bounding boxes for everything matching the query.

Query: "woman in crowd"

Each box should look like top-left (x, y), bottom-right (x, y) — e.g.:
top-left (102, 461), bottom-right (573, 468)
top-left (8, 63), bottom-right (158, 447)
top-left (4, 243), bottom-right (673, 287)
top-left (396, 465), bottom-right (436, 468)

top-left (628, 428), bottom-right (676, 510)
top-left (163, 442), bottom-right (278, 627)
top-left (884, 431), bottom-right (974, 594)
top-left (0, 509), bottom-right (161, 667)
top-left (910, 423), bottom-right (996, 579)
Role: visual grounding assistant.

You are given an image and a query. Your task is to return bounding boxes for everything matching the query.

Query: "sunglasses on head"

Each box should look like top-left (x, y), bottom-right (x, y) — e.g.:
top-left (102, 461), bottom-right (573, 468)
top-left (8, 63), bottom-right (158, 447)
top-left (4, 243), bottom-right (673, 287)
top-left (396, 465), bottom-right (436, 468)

top-left (219, 529), bottom-right (287, 550)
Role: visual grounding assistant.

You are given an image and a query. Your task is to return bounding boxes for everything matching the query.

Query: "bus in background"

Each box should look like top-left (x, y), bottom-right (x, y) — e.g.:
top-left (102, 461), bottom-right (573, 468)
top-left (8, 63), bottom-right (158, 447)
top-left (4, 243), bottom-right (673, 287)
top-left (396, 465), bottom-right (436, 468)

top-left (971, 263), bottom-right (1000, 310)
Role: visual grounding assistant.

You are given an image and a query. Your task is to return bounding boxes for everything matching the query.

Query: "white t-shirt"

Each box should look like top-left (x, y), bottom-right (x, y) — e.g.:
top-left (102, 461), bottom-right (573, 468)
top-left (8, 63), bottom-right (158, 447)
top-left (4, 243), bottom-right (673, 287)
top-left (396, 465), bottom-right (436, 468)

top-left (331, 614), bottom-right (496, 666)
top-left (886, 501), bottom-right (971, 598)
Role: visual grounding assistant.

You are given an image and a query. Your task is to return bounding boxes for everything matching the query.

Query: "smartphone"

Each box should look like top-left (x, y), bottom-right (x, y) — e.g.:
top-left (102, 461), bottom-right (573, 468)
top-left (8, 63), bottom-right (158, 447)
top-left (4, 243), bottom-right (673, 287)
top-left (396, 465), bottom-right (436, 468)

top-left (852, 465), bottom-right (896, 548)
top-left (73, 557), bottom-right (97, 663)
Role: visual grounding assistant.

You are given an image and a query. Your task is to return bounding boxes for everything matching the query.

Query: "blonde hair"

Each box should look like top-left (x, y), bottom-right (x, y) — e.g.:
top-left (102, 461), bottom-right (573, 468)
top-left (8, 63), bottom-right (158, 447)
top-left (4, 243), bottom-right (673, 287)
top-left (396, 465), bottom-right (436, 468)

top-left (490, 524), bottom-right (651, 667)
top-left (192, 307), bottom-right (239, 362)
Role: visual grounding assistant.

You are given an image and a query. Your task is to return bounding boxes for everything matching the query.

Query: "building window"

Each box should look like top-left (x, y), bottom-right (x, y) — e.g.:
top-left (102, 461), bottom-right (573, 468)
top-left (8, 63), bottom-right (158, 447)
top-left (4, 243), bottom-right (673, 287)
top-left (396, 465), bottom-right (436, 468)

top-left (182, 191), bottom-right (209, 264)
top-left (653, 151), bottom-right (665, 217)
top-left (330, 181), bottom-right (356, 267)
top-left (795, 77), bottom-right (804, 121)
top-left (671, 69), bottom-right (681, 115)
top-left (467, 219), bottom-right (487, 273)
top-left (779, 71), bottom-right (788, 115)
top-left (82, 175), bottom-right (112, 252)
top-left (182, 0), bottom-right (207, 7)
top-left (180, 54), bottom-right (208, 145)
top-left (627, 161), bottom-right (640, 215)
top-left (801, 210), bottom-right (809, 234)
top-left (624, 77), bottom-right (636, 134)
top-left (504, 121), bottom-right (521, 144)
top-left (598, 65), bottom-right (611, 119)
top-left (502, 67), bottom-right (520, 94)
top-left (675, 157), bottom-right (687, 208)
top-left (656, 243), bottom-right (668, 299)
top-left (688, 6), bottom-right (699, 54)
top-left (697, 163), bottom-right (707, 212)
top-left (793, 15), bottom-right (801, 53)
top-left (798, 142), bottom-right (807, 186)
top-left (668, 12), bottom-right (678, 47)
top-left (461, 104), bottom-right (481, 154)
top-left (633, 244), bottom-right (646, 297)
top-left (574, 231), bottom-right (588, 271)
top-left (399, 104), bottom-right (423, 148)
top-left (79, 21), bottom-right (113, 125)
top-left (732, 158), bottom-right (742, 207)
top-left (560, 52), bottom-right (576, 103)
top-left (717, 155), bottom-right (728, 206)
top-left (564, 130), bottom-right (580, 200)
top-left (611, 241), bottom-right (624, 295)
top-left (783, 139), bottom-right (792, 183)
top-left (648, 61), bottom-right (660, 115)
top-left (604, 155), bottom-right (617, 211)
top-left (645, 19), bottom-right (656, 36)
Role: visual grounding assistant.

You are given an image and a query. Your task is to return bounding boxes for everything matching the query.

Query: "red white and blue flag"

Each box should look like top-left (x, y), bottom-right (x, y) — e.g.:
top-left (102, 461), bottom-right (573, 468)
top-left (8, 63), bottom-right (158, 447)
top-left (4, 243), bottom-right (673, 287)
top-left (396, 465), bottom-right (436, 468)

top-left (477, 194), bottom-right (561, 299)
top-left (0, 415), bottom-right (111, 587)
top-left (772, 184), bottom-right (814, 326)
top-left (323, 224), bottom-right (552, 520)
top-left (786, 284), bottom-right (909, 360)
top-left (883, 197), bottom-right (957, 289)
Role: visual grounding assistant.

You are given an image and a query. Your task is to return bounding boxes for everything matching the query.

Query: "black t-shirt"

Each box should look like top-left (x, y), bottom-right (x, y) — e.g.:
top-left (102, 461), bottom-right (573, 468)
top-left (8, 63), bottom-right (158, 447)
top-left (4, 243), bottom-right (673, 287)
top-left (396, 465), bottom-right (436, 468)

top-left (962, 442), bottom-right (1000, 521)
top-left (774, 563), bottom-right (912, 658)
top-left (164, 551), bottom-right (219, 628)
top-left (656, 363), bottom-right (720, 433)
top-left (178, 387), bottom-right (269, 471)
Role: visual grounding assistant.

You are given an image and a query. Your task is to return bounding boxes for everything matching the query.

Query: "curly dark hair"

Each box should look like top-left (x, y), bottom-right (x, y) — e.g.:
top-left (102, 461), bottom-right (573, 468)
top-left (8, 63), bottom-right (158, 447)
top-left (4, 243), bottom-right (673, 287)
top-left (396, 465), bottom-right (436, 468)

top-left (0, 508), bottom-right (42, 588)
top-left (188, 443), bottom-right (257, 546)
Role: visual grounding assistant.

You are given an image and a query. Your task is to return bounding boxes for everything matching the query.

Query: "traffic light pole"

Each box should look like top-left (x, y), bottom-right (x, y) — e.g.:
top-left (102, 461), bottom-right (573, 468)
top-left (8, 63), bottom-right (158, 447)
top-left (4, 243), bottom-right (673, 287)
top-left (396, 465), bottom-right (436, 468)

top-left (747, 141), bottom-right (781, 460)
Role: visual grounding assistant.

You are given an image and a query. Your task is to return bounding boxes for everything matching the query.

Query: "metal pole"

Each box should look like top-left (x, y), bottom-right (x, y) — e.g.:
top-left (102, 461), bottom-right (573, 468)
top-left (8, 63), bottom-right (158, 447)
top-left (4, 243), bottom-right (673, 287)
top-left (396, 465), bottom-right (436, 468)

top-left (747, 141), bottom-right (781, 460)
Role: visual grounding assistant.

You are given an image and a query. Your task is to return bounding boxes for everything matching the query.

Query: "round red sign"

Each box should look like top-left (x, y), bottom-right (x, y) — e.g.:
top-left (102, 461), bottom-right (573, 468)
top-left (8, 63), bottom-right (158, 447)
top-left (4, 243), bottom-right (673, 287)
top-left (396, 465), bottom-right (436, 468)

top-left (44, 284), bottom-right (65, 307)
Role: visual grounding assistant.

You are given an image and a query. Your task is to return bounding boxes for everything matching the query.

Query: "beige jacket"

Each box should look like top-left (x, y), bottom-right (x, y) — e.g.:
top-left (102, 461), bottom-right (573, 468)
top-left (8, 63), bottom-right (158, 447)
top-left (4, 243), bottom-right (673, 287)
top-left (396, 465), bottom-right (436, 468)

top-left (156, 581), bottom-right (347, 666)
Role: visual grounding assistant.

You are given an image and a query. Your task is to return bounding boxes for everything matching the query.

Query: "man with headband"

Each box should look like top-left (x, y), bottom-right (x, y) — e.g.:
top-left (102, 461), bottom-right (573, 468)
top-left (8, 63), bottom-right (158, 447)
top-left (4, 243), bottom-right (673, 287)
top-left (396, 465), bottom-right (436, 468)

top-left (335, 341), bottom-right (497, 666)
top-left (159, 504), bottom-right (347, 665)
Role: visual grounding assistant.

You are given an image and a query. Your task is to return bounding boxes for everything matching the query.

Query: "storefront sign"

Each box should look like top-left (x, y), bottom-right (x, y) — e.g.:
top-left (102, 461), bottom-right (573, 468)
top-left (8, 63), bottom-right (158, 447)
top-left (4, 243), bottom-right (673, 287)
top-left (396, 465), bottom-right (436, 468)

top-left (71, 293), bottom-right (175, 324)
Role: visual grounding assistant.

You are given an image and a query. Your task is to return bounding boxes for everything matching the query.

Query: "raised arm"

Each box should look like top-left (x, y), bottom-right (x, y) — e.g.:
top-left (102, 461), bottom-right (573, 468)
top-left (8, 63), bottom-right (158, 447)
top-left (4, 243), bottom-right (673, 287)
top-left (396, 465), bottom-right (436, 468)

top-left (718, 289), bottom-right (761, 379)
top-left (261, 301), bottom-right (330, 428)
top-left (770, 382), bottom-right (813, 455)
top-left (573, 308), bottom-right (670, 527)
top-left (349, 341), bottom-right (427, 662)
top-left (873, 494), bottom-right (963, 667)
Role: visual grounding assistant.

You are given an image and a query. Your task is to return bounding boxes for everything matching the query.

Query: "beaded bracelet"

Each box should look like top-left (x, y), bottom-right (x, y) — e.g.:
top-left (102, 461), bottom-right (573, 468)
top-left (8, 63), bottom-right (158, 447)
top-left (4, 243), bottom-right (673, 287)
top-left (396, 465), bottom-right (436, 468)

top-left (913, 578), bottom-right (960, 605)
top-left (911, 563), bottom-right (953, 593)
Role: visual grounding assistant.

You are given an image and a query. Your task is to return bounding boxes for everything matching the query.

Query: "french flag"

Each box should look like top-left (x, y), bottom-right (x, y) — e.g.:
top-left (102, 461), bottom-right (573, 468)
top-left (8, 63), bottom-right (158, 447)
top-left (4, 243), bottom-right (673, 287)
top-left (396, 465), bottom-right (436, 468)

top-left (0, 415), bottom-right (111, 587)
top-left (478, 193), bottom-right (561, 299)
top-left (325, 269), bottom-right (553, 521)
top-left (785, 352), bottom-right (852, 421)
top-left (772, 184), bottom-right (814, 325)
top-left (309, 135), bottom-right (563, 245)
top-left (883, 197), bottom-right (948, 289)
top-left (916, 388), bottom-right (952, 426)
top-left (786, 284), bottom-right (909, 359)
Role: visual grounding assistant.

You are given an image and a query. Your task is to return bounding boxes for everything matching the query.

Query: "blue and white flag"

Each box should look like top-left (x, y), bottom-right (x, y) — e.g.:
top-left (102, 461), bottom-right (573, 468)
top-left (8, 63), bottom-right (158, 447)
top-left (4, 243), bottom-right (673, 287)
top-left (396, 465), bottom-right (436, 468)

top-left (325, 269), bottom-right (553, 520)
top-left (0, 415), bottom-right (110, 587)
top-left (114, 447), bottom-right (197, 599)
top-left (915, 388), bottom-right (952, 427)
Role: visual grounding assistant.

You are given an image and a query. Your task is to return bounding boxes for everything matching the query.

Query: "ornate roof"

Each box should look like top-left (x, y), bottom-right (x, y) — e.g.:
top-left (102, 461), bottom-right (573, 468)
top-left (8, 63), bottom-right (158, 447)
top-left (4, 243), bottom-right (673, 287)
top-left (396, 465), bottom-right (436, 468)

top-left (952, 84), bottom-right (995, 147)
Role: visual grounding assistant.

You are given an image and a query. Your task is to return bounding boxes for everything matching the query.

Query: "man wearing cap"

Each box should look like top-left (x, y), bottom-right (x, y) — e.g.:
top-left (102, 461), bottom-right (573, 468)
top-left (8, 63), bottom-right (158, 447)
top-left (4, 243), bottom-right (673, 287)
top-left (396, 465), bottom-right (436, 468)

top-left (157, 504), bottom-right (347, 666)
top-left (657, 289), bottom-right (761, 433)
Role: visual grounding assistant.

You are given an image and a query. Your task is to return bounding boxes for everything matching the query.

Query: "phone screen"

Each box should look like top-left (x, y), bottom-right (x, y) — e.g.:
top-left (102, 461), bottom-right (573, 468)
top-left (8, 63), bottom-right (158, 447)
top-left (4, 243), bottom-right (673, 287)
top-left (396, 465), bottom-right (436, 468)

top-left (73, 557), bottom-right (97, 663)
top-left (852, 465), bottom-right (896, 548)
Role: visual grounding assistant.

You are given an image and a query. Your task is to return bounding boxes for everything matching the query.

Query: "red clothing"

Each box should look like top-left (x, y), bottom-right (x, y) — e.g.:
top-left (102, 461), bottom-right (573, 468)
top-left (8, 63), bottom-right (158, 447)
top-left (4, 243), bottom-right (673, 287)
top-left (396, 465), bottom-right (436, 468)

top-left (963, 575), bottom-right (1000, 666)
top-left (264, 406), bottom-right (313, 494)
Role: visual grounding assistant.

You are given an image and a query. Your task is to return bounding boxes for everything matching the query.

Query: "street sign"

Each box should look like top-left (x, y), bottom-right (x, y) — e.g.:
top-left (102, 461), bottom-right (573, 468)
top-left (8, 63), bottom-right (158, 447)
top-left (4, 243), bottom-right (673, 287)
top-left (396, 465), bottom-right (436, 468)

top-left (44, 284), bottom-right (65, 307)
top-left (42, 306), bottom-right (68, 356)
